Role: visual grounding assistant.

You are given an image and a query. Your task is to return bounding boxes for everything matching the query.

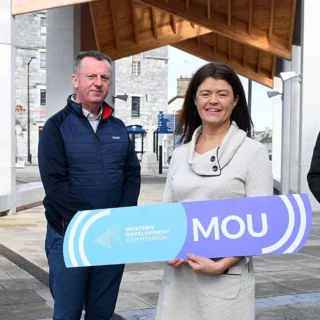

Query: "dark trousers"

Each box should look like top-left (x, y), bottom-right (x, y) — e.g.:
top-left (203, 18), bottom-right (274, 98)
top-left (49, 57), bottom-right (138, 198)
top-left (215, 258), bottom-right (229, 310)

top-left (45, 224), bottom-right (124, 320)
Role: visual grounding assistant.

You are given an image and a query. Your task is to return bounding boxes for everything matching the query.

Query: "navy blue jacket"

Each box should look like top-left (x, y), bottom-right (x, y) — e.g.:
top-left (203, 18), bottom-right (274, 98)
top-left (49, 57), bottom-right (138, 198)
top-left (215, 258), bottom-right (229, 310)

top-left (38, 96), bottom-right (141, 235)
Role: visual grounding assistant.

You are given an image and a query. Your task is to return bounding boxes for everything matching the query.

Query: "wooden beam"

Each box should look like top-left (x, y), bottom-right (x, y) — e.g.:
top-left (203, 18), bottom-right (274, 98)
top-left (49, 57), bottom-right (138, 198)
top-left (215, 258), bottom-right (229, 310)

top-left (288, 0), bottom-right (297, 49)
top-left (197, 36), bottom-right (201, 47)
top-left (109, 0), bottom-right (120, 49)
top-left (248, 0), bottom-right (253, 34)
top-left (173, 40), bottom-right (274, 87)
top-left (186, 0), bottom-right (190, 11)
top-left (89, 3), bottom-right (101, 51)
top-left (243, 45), bottom-right (246, 67)
top-left (271, 55), bottom-right (277, 79)
top-left (131, 0), bottom-right (140, 45)
top-left (190, 22), bottom-right (195, 29)
top-left (257, 50), bottom-right (261, 73)
top-left (207, 0), bottom-right (211, 20)
top-left (269, 0), bottom-right (275, 42)
top-left (228, 0), bottom-right (232, 27)
top-left (228, 38), bottom-right (232, 61)
top-left (151, 8), bottom-right (159, 40)
top-left (171, 15), bottom-right (177, 34)
top-left (12, 0), bottom-right (100, 15)
top-left (136, 0), bottom-right (292, 59)
top-left (100, 24), bottom-right (212, 61)
top-left (213, 32), bottom-right (216, 55)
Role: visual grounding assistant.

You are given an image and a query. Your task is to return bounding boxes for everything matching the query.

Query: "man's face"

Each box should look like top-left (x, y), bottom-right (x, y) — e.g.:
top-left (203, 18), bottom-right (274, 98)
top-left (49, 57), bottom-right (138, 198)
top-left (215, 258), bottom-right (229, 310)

top-left (72, 57), bottom-right (111, 105)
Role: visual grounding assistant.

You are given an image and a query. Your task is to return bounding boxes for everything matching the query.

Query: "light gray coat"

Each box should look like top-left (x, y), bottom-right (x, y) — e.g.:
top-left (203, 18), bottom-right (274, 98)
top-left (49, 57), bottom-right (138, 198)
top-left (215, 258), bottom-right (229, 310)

top-left (156, 122), bottom-right (273, 320)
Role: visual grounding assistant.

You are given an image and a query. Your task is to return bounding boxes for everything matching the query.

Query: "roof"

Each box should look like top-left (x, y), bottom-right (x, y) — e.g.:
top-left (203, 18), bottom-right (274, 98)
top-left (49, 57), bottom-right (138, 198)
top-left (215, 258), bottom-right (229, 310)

top-left (13, 0), bottom-right (298, 87)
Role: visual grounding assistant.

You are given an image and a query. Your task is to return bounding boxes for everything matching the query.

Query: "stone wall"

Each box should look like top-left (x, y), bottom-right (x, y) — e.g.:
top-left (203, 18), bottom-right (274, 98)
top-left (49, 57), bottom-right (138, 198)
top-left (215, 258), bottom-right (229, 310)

top-left (15, 12), bottom-right (46, 162)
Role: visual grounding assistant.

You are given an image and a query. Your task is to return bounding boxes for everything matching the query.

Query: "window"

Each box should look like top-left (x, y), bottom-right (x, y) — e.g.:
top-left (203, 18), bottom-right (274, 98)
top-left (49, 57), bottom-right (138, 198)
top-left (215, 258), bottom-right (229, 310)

top-left (40, 89), bottom-right (46, 106)
top-left (40, 52), bottom-right (46, 68)
top-left (131, 97), bottom-right (140, 118)
top-left (132, 61), bottom-right (141, 76)
top-left (40, 17), bottom-right (46, 35)
top-left (132, 54), bottom-right (141, 76)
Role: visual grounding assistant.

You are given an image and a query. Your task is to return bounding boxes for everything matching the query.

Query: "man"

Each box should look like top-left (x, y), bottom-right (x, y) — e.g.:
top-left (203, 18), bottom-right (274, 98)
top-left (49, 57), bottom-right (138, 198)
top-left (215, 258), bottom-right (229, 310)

top-left (38, 50), bottom-right (141, 320)
top-left (308, 132), bottom-right (320, 203)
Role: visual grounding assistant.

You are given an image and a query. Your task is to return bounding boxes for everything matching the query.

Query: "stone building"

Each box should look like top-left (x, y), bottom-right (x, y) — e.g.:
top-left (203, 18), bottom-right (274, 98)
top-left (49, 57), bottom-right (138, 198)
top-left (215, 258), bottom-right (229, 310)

top-left (114, 47), bottom-right (168, 160)
top-left (14, 12), bottom-right (168, 163)
top-left (15, 11), bottom-right (47, 163)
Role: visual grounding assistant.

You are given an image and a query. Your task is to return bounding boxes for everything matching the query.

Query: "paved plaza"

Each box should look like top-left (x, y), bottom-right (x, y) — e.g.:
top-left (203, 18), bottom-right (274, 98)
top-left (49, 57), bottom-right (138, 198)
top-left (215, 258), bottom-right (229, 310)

top-left (0, 165), bottom-right (320, 319)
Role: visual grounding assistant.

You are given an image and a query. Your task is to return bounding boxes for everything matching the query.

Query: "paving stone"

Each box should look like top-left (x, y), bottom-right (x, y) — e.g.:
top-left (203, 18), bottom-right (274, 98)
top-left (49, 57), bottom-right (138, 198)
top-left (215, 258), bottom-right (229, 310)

top-left (132, 292), bottom-right (159, 307)
top-left (0, 302), bottom-right (53, 320)
top-left (121, 271), bottom-right (162, 283)
top-left (0, 269), bottom-right (11, 280)
top-left (149, 280), bottom-right (162, 286)
top-left (300, 246), bottom-right (320, 257)
top-left (124, 264), bottom-right (154, 272)
top-left (279, 278), bottom-right (320, 293)
top-left (141, 262), bottom-right (166, 270)
top-left (0, 278), bottom-right (46, 291)
top-left (0, 289), bottom-right (45, 306)
top-left (118, 309), bottom-right (150, 320)
top-left (3, 266), bottom-right (33, 279)
top-left (120, 281), bottom-right (161, 295)
top-left (256, 305), bottom-right (304, 320)
top-left (115, 293), bottom-right (152, 312)
top-left (259, 270), bottom-right (317, 282)
top-left (255, 282), bottom-right (302, 298)
top-left (0, 256), bottom-right (16, 269)
top-left (34, 287), bottom-right (53, 302)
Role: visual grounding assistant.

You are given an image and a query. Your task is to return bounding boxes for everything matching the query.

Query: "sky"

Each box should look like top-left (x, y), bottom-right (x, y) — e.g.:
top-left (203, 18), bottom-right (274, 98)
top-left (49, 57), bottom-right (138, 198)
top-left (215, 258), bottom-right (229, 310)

top-left (167, 46), bottom-right (274, 131)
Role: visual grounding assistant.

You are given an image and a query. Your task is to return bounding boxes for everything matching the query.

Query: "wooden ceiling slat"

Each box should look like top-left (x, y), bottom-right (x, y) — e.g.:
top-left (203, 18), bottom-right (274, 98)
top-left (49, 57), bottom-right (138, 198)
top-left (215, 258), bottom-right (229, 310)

top-left (151, 8), bottom-right (159, 40)
top-left (136, 0), bottom-right (292, 59)
top-left (131, 0), bottom-right (140, 44)
top-left (173, 39), bottom-right (273, 87)
top-left (229, 38), bottom-right (232, 61)
top-left (88, 3), bottom-right (101, 51)
top-left (243, 44), bottom-right (247, 67)
top-left (228, 0), bottom-right (232, 27)
top-left (171, 15), bottom-right (177, 33)
top-left (213, 32), bottom-right (216, 55)
top-left (271, 56), bottom-right (277, 78)
top-left (198, 36), bottom-right (201, 47)
top-left (269, 0), bottom-right (275, 42)
top-left (109, 0), bottom-right (120, 49)
top-left (248, 0), bottom-right (253, 34)
top-left (257, 50), bottom-right (261, 74)
top-left (208, 0), bottom-right (211, 20)
top-left (288, 0), bottom-right (297, 49)
top-left (186, 0), bottom-right (190, 11)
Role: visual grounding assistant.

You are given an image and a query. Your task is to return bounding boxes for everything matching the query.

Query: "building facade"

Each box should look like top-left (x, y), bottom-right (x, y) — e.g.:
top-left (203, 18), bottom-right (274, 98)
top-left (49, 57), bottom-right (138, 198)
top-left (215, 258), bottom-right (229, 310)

top-left (15, 12), bottom-right (47, 163)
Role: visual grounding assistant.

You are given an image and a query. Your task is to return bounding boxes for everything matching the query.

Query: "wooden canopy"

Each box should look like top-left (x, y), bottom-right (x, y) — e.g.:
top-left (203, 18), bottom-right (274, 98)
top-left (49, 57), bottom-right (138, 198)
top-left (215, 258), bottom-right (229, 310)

top-left (12, 0), bottom-right (297, 87)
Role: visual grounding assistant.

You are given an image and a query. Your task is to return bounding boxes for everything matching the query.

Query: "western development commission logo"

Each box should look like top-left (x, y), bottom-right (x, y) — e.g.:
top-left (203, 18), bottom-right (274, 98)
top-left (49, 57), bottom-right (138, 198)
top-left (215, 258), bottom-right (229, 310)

top-left (63, 194), bottom-right (312, 267)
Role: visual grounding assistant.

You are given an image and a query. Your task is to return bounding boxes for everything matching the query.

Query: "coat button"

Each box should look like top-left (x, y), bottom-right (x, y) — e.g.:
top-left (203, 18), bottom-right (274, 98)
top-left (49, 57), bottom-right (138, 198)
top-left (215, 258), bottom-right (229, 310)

top-left (212, 166), bottom-right (218, 172)
top-left (210, 156), bottom-right (216, 162)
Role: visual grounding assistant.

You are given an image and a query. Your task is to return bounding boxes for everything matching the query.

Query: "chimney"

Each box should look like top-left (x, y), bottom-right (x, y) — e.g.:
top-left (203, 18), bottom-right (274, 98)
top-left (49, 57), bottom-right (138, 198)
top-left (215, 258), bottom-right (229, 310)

top-left (177, 76), bottom-right (191, 97)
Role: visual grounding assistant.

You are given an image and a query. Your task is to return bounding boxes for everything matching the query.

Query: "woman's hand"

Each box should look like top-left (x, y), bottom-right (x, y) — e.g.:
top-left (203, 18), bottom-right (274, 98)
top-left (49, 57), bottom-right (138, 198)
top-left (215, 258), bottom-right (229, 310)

top-left (167, 258), bottom-right (186, 268)
top-left (187, 254), bottom-right (224, 275)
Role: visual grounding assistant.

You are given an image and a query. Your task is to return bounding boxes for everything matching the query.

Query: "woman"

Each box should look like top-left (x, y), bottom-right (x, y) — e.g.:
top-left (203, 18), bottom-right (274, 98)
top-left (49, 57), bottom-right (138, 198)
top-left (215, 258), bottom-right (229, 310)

top-left (156, 62), bottom-right (273, 320)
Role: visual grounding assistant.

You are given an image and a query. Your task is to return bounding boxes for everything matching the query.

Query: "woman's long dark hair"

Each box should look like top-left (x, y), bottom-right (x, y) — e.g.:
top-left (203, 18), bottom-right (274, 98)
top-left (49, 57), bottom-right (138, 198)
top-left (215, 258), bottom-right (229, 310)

top-left (176, 62), bottom-right (253, 143)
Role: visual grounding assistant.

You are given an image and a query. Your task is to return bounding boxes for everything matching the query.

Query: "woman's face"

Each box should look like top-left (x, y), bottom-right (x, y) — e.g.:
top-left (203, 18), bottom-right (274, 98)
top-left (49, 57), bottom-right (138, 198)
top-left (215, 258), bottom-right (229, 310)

top-left (194, 77), bottom-right (239, 128)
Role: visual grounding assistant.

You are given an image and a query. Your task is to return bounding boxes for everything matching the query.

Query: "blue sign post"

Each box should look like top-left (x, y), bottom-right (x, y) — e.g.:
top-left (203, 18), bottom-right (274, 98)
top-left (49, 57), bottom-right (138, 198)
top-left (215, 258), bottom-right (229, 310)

top-left (157, 113), bottom-right (179, 134)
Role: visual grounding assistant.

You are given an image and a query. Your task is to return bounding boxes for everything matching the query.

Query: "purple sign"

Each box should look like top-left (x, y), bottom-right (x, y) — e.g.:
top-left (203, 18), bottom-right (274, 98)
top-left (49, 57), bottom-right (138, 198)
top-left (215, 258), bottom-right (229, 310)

top-left (64, 194), bottom-right (312, 267)
top-left (177, 194), bottom-right (312, 259)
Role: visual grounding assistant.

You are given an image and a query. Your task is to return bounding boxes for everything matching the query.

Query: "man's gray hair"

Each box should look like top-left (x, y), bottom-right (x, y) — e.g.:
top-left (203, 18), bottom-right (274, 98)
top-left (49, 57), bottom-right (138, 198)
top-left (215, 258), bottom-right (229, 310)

top-left (74, 50), bottom-right (112, 74)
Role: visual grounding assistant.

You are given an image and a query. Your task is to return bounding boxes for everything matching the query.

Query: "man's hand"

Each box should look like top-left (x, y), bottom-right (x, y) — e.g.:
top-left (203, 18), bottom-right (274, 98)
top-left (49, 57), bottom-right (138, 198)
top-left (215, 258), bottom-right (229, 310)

top-left (187, 253), bottom-right (224, 275)
top-left (167, 258), bottom-right (186, 268)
